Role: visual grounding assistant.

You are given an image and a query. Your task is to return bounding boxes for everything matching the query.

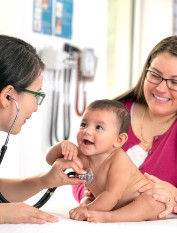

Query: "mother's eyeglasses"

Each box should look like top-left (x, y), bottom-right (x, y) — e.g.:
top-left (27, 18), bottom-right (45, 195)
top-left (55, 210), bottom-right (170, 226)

top-left (146, 69), bottom-right (177, 92)
top-left (21, 89), bottom-right (46, 105)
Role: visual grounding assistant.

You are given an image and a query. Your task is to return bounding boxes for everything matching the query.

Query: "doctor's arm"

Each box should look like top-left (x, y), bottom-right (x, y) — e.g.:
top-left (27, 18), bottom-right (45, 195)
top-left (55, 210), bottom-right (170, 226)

top-left (0, 159), bottom-right (85, 224)
top-left (0, 158), bottom-right (85, 202)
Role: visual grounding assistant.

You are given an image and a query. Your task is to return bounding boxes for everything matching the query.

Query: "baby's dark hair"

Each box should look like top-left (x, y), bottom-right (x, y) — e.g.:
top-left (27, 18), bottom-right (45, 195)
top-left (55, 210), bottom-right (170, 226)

top-left (87, 99), bottom-right (130, 134)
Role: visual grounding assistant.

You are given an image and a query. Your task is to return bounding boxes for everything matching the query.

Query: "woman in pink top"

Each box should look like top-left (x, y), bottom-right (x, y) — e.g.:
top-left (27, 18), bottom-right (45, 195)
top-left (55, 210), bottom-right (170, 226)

top-left (73, 36), bottom-right (177, 221)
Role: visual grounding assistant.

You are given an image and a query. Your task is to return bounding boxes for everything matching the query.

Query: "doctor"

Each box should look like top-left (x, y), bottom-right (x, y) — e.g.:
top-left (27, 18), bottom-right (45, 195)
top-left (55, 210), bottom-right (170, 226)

top-left (0, 35), bottom-right (85, 224)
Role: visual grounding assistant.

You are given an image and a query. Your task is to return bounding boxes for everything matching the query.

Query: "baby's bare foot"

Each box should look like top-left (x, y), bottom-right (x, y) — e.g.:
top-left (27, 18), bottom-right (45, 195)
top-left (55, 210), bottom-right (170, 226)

top-left (86, 211), bottom-right (112, 223)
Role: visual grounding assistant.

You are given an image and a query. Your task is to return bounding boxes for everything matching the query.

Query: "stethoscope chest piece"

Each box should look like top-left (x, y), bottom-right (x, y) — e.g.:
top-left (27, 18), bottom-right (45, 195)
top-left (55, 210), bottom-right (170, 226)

top-left (67, 168), bottom-right (94, 184)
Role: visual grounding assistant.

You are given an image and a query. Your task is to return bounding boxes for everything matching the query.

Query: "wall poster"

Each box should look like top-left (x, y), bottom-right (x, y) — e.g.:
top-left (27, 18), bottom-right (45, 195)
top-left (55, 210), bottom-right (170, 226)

top-left (33, 0), bottom-right (73, 39)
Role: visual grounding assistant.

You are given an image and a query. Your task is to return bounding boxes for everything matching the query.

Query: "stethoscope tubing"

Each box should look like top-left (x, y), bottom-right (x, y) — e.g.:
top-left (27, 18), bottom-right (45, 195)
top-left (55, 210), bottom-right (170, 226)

top-left (0, 97), bottom-right (56, 208)
top-left (5, 97), bottom-right (19, 146)
top-left (0, 97), bottom-right (19, 165)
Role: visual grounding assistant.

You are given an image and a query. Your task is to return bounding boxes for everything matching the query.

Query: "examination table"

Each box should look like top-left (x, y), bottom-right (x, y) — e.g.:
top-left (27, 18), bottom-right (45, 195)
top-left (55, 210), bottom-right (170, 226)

top-left (1, 186), bottom-right (177, 233)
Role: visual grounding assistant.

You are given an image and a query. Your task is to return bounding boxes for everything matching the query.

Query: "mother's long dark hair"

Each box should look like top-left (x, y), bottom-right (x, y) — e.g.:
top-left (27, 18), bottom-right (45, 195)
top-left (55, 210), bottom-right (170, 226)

top-left (114, 36), bottom-right (177, 105)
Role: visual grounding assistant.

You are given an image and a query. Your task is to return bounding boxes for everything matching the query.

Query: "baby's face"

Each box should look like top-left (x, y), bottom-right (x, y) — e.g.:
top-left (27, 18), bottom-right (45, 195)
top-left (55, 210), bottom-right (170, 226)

top-left (77, 109), bottom-right (121, 156)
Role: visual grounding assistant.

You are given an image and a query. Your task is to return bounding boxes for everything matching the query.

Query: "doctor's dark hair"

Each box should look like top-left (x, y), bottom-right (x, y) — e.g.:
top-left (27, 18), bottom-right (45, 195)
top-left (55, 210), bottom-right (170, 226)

top-left (115, 36), bottom-right (177, 105)
top-left (0, 35), bottom-right (44, 93)
top-left (87, 99), bottom-right (130, 134)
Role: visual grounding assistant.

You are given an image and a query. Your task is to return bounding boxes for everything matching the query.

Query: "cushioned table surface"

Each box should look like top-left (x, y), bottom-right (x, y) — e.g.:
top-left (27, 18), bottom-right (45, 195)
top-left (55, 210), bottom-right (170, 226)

top-left (1, 186), bottom-right (177, 233)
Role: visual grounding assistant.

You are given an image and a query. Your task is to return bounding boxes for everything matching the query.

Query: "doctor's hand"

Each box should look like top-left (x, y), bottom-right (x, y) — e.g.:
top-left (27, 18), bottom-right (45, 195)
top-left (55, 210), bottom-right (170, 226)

top-left (0, 202), bottom-right (58, 224)
top-left (42, 158), bottom-right (86, 188)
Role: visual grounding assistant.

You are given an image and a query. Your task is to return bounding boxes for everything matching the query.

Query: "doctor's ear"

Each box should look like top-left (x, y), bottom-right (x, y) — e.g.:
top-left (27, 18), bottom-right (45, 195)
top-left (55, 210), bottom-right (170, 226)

top-left (0, 85), bottom-right (15, 108)
top-left (114, 132), bottom-right (128, 148)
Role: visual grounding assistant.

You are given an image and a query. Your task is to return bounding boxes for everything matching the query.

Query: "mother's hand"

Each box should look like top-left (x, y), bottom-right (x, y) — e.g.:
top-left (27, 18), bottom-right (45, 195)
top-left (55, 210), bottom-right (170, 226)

top-left (139, 173), bottom-right (177, 219)
top-left (41, 158), bottom-right (86, 189)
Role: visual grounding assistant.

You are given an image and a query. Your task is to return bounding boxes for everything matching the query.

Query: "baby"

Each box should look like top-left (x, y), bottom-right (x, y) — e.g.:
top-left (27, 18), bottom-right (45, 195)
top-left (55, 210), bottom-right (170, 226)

top-left (46, 99), bottom-right (165, 222)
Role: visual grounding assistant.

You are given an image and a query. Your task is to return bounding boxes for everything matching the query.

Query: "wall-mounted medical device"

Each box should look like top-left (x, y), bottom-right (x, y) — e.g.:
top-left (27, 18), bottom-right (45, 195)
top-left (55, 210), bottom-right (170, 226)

top-left (81, 48), bottom-right (97, 80)
top-left (40, 44), bottom-right (97, 145)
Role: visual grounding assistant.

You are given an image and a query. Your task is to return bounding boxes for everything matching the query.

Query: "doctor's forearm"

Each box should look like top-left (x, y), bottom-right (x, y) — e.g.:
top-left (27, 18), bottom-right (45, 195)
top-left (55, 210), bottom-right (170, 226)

top-left (0, 174), bottom-right (46, 202)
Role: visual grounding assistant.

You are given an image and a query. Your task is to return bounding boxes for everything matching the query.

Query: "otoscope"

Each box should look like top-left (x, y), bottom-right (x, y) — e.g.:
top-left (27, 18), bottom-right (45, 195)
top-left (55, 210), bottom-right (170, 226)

top-left (0, 95), bottom-right (94, 208)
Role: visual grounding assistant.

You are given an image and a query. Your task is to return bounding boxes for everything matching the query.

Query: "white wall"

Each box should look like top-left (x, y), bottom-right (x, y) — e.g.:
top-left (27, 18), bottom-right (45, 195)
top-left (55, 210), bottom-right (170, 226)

top-left (106, 0), bottom-right (132, 98)
top-left (106, 0), bottom-right (173, 99)
top-left (132, 0), bottom-right (173, 86)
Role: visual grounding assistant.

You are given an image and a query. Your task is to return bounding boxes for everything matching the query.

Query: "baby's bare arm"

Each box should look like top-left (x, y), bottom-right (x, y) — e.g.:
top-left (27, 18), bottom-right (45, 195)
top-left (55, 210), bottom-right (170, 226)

top-left (87, 190), bottom-right (121, 211)
top-left (46, 140), bottom-right (80, 165)
top-left (46, 141), bottom-right (85, 172)
top-left (46, 142), bottom-right (62, 165)
top-left (86, 192), bottom-right (166, 223)
top-left (87, 152), bottom-right (131, 211)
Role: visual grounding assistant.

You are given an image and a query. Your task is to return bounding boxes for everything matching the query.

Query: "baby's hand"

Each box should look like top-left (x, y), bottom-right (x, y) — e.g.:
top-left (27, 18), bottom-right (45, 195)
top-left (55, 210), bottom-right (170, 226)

top-left (61, 140), bottom-right (78, 160)
top-left (69, 203), bottom-right (88, 221)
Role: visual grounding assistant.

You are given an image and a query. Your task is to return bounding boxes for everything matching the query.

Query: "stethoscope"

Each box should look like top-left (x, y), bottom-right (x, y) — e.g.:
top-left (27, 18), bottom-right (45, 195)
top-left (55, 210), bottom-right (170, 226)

top-left (0, 95), bottom-right (57, 208)
top-left (0, 96), bottom-right (19, 164)
top-left (0, 95), bottom-right (94, 208)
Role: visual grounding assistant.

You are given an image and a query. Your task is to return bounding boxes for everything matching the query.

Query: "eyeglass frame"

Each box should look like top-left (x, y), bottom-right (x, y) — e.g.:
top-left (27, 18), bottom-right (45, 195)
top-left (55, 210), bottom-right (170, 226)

top-left (145, 69), bottom-right (177, 92)
top-left (21, 89), bottom-right (46, 105)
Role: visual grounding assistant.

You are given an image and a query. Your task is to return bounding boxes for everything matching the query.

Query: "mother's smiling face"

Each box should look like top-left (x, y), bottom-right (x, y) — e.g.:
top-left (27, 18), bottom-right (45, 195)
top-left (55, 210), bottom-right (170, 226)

top-left (144, 52), bottom-right (177, 117)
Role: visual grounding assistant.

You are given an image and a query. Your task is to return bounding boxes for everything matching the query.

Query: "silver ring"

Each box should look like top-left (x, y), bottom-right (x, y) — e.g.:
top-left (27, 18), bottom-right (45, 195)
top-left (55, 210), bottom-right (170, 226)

top-left (168, 197), bottom-right (172, 202)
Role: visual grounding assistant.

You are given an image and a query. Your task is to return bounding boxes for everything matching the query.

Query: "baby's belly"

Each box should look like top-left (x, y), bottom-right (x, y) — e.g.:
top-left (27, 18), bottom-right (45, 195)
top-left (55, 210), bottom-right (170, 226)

top-left (86, 181), bottom-right (106, 198)
top-left (86, 172), bottom-right (108, 197)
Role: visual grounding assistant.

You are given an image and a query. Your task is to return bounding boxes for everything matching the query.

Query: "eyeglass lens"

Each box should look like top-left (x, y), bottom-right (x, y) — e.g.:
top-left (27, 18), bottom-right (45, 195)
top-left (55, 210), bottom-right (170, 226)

top-left (147, 70), bottom-right (177, 91)
top-left (36, 94), bottom-right (45, 105)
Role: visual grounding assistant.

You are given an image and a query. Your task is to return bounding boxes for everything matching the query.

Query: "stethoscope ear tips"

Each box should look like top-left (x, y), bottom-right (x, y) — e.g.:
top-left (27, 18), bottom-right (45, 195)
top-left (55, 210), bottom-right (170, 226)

top-left (6, 95), bottom-right (11, 100)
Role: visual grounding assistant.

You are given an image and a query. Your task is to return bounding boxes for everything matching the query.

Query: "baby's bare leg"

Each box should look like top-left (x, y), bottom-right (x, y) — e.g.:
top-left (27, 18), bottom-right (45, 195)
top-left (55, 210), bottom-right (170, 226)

top-left (86, 193), bottom-right (165, 223)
